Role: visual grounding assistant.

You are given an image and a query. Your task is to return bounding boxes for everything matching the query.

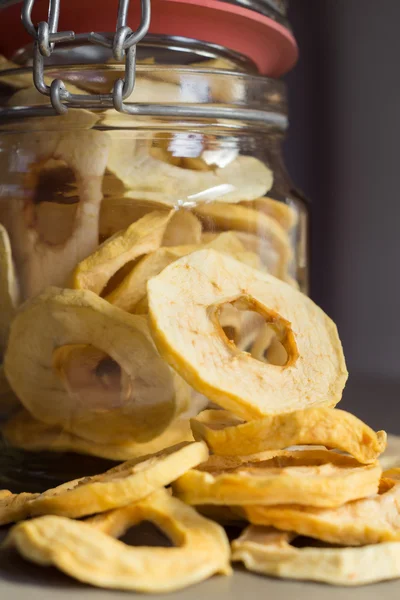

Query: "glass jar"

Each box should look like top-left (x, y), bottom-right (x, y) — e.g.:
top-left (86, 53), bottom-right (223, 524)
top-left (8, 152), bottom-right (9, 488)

top-left (0, 3), bottom-right (308, 491)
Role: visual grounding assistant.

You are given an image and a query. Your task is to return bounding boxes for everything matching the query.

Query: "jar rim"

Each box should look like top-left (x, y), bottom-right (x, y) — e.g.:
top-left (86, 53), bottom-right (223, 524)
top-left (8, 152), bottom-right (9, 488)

top-left (0, 63), bottom-right (288, 128)
top-left (1, 61), bottom-right (284, 82)
top-left (11, 34), bottom-right (259, 73)
top-left (0, 105), bottom-right (288, 129)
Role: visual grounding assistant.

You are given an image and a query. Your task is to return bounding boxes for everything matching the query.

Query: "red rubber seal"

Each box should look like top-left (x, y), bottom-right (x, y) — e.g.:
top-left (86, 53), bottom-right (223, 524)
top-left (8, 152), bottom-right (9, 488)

top-left (0, 0), bottom-right (298, 76)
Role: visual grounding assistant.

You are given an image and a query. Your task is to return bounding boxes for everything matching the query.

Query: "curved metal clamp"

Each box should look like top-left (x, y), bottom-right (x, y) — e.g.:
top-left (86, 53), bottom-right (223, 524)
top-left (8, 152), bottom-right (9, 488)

top-left (21, 0), bottom-right (151, 114)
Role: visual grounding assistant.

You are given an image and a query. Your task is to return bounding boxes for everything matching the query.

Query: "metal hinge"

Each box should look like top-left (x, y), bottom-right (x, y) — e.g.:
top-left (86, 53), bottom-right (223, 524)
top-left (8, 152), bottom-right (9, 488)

top-left (21, 0), bottom-right (151, 114)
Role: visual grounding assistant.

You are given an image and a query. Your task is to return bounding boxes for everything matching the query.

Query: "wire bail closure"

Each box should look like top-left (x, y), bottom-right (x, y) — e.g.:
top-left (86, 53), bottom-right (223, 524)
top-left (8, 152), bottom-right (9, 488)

top-left (12, 0), bottom-right (289, 126)
top-left (21, 0), bottom-right (151, 114)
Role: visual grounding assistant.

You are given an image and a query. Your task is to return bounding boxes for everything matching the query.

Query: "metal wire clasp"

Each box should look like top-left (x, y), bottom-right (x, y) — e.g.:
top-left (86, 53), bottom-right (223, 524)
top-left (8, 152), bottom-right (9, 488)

top-left (21, 0), bottom-right (151, 114)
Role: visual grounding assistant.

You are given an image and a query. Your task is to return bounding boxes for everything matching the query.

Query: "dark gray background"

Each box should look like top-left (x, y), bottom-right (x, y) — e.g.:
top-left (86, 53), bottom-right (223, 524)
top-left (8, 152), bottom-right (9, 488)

top-left (285, 0), bottom-right (400, 432)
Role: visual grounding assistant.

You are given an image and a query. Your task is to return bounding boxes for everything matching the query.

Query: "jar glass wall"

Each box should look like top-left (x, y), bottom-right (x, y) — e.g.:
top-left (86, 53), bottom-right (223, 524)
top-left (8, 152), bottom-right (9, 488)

top-left (0, 57), bottom-right (309, 489)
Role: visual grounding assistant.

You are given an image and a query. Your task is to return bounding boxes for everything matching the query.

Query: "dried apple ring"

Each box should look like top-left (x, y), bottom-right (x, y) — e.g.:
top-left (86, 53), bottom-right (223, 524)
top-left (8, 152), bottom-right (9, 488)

top-left (0, 224), bottom-right (19, 355)
top-left (0, 365), bottom-right (20, 418)
top-left (204, 231), bottom-right (263, 270)
top-left (151, 301), bottom-right (254, 324)
top-left (172, 449), bottom-right (381, 508)
top-left (106, 131), bottom-right (273, 206)
top-left (383, 467), bottom-right (400, 480)
top-left (162, 210), bottom-right (203, 246)
top-left (27, 441), bottom-right (207, 518)
top-left (106, 245), bottom-right (197, 312)
top-left (202, 230), bottom-right (284, 276)
top-left (148, 249), bottom-right (348, 420)
top-left (100, 197), bottom-right (201, 243)
top-left (250, 322), bottom-right (284, 363)
top-left (240, 198), bottom-right (298, 231)
top-left (8, 84), bottom-right (91, 108)
top-left (180, 156), bottom-right (210, 171)
top-left (6, 489), bottom-right (231, 593)
top-left (231, 526), bottom-right (400, 586)
top-left (32, 202), bottom-right (80, 246)
top-left (52, 342), bottom-right (191, 444)
top-left (0, 490), bottom-right (39, 526)
top-left (196, 448), bottom-right (307, 471)
top-left (1, 114), bottom-right (109, 299)
top-left (72, 210), bottom-right (172, 295)
top-left (218, 304), bottom-right (265, 351)
top-left (0, 56), bottom-right (89, 95)
top-left (107, 232), bottom-right (260, 313)
top-left (202, 230), bottom-right (249, 257)
top-left (194, 203), bottom-right (292, 278)
top-left (104, 76), bottom-right (202, 103)
top-left (0, 107), bottom-right (97, 135)
top-left (380, 435), bottom-right (400, 470)
top-left (242, 470), bottom-right (400, 546)
top-left (99, 196), bottom-right (170, 240)
top-left (191, 408), bottom-right (387, 464)
top-left (108, 230), bottom-right (251, 312)
top-left (236, 231), bottom-right (288, 276)
top-left (2, 391), bottom-right (207, 461)
top-left (150, 145), bottom-right (182, 168)
top-left (1, 56), bottom-right (72, 92)
top-left (4, 287), bottom-right (186, 443)
top-left (0, 55), bottom-right (36, 88)
top-left (147, 56), bottom-right (238, 91)
top-left (134, 295), bottom-right (150, 315)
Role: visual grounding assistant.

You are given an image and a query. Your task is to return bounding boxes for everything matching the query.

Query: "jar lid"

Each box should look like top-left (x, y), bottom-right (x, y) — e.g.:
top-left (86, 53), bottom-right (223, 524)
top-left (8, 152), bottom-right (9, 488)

top-left (0, 0), bottom-right (297, 77)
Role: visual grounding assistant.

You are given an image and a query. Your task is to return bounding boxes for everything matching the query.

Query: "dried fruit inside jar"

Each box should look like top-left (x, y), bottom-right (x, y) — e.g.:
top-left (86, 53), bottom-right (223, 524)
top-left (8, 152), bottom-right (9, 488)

top-left (0, 62), bottom-right (309, 476)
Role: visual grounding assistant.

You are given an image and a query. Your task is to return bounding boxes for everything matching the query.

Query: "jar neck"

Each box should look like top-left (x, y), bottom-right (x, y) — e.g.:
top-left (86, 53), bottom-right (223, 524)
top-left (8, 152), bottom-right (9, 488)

top-left (1, 59), bottom-right (288, 127)
top-left (12, 34), bottom-right (259, 74)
